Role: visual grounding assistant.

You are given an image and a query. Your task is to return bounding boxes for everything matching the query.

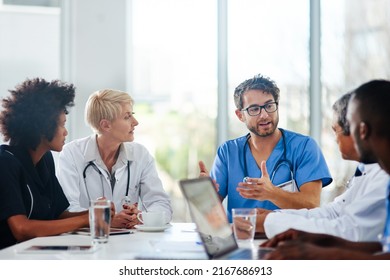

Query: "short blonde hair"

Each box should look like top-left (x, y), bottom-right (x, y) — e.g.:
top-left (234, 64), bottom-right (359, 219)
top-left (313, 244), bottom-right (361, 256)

top-left (85, 89), bottom-right (133, 133)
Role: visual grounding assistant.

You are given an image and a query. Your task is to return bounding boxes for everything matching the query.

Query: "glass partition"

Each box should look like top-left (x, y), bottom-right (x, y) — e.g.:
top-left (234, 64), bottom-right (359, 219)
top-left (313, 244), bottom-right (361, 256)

top-left (130, 0), bottom-right (217, 221)
top-left (321, 0), bottom-right (390, 201)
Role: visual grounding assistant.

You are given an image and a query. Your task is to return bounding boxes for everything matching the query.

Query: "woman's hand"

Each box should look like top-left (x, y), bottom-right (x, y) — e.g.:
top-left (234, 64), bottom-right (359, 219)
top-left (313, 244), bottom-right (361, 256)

top-left (111, 203), bottom-right (141, 229)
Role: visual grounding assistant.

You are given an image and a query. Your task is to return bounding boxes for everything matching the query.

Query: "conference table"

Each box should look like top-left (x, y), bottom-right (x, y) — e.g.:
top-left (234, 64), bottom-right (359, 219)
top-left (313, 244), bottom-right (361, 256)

top-left (0, 223), bottom-right (264, 260)
top-left (1, 224), bottom-right (382, 279)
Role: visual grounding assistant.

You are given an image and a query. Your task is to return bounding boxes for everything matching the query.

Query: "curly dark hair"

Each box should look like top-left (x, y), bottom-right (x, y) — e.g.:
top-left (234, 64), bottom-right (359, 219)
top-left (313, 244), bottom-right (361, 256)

top-left (0, 78), bottom-right (75, 150)
top-left (233, 74), bottom-right (280, 110)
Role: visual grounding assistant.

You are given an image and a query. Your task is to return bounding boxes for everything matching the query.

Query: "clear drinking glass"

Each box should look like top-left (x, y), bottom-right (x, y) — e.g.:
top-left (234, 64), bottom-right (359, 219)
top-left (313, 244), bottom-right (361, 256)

top-left (232, 208), bottom-right (256, 244)
top-left (89, 199), bottom-right (111, 244)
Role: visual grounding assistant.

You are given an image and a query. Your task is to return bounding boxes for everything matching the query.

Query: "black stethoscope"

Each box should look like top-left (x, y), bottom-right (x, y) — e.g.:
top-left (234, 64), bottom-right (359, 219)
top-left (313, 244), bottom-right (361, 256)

top-left (82, 160), bottom-right (131, 203)
top-left (243, 128), bottom-right (294, 183)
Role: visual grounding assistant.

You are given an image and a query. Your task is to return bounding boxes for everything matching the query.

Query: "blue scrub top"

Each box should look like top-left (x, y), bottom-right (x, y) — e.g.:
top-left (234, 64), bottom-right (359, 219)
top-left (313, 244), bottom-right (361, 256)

top-left (210, 129), bottom-right (333, 221)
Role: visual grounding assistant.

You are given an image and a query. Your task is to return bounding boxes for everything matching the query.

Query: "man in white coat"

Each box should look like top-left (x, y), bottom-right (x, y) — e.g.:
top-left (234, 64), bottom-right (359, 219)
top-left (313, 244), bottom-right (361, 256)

top-left (253, 92), bottom-right (389, 241)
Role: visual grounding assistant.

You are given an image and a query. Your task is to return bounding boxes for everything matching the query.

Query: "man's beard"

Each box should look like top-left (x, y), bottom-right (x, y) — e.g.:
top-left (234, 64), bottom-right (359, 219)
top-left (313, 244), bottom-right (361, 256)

top-left (248, 118), bottom-right (278, 137)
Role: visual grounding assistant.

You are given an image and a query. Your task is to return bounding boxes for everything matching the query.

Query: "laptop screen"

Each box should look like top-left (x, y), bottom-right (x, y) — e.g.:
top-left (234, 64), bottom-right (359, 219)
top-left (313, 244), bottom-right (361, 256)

top-left (179, 177), bottom-right (238, 258)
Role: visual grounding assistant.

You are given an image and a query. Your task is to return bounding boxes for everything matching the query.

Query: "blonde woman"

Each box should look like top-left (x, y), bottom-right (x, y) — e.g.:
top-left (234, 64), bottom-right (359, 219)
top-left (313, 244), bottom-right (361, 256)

top-left (57, 89), bottom-right (172, 229)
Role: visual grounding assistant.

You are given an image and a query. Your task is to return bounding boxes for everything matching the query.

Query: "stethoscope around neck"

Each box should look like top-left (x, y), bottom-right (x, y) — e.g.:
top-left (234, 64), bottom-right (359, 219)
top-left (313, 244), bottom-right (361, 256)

top-left (82, 160), bottom-right (131, 203)
top-left (243, 128), bottom-right (294, 183)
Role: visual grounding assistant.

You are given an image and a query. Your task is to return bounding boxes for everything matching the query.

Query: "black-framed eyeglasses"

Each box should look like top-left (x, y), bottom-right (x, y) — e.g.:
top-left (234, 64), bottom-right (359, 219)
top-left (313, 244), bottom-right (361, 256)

top-left (241, 102), bottom-right (278, 116)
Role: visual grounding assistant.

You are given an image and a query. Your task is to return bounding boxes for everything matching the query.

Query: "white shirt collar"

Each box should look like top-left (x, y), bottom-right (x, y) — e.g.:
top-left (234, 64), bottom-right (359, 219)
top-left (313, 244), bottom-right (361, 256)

top-left (84, 135), bottom-right (134, 164)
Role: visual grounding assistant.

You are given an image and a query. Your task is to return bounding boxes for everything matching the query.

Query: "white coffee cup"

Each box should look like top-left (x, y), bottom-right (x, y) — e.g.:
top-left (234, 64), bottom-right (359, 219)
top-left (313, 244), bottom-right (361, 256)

top-left (137, 211), bottom-right (166, 227)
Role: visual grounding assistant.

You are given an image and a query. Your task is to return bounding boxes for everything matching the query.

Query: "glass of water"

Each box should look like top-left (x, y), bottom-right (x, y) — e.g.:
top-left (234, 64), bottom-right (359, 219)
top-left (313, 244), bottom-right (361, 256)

top-left (232, 208), bottom-right (257, 244)
top-left (89, 199), bottom-right (111, 244)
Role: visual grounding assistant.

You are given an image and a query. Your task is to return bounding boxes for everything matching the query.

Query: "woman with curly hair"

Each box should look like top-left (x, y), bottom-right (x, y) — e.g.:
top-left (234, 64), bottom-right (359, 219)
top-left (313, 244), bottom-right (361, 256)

top-left (0, 78), bottom-right (89, 249)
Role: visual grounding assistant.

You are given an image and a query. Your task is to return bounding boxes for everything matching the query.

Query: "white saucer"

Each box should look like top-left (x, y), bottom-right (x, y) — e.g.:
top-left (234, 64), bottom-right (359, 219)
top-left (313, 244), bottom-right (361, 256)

top-left (134, 224), bottom-right (172, 232)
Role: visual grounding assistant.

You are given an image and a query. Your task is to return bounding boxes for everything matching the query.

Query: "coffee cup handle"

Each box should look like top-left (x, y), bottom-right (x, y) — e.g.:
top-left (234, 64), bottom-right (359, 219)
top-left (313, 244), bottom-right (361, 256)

top-left (137, 212), bottom-right (143, 223)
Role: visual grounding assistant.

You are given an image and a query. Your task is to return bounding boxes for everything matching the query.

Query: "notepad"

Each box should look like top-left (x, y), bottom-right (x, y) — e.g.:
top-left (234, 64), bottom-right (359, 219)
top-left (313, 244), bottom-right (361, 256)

top-left (18, 245), bottom-right (99, 254)
top-left (71, 227), bottom-right (134, 236)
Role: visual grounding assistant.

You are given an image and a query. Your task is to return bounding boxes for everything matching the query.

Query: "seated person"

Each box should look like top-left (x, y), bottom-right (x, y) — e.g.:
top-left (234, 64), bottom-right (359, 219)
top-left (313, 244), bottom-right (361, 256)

top-left (57, 89), bottom-right (172, 229)
top-left (261, 80), bottom-right (390, 259)
top-left (201, 74), bottom-right (332, 221)
top-left (0, 78), bottom-right (89, 249)
top-left (252, 92), bottom-right (389, 241)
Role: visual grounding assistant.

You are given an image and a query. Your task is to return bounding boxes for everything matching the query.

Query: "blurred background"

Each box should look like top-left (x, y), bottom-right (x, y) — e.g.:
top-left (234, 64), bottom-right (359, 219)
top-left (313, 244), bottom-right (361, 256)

top-left (1, 0), bottom-right (389, 222)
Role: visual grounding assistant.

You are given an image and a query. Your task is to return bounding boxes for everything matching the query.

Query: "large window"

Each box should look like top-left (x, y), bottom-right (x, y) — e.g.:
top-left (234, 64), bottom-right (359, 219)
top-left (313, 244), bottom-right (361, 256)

top-left (3, 0), bottom-right (59, 7)
top-left (321, 0), bottom-right (390, 201)
top-left (130, 0), bottom-right (217, 221)
top-left (0, 2), bottom-right (60, 113)
top-left (3, 0), bottom-right (389, 222)
top-left (228, 0), bottom-right (310, 138)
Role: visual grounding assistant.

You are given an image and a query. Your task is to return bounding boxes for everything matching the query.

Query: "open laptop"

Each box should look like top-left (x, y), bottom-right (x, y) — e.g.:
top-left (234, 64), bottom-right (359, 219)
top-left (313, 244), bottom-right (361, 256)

top-left (177, 177), bottom-right (273, 260)
top-left (135, 177), bottom-right (272, 260)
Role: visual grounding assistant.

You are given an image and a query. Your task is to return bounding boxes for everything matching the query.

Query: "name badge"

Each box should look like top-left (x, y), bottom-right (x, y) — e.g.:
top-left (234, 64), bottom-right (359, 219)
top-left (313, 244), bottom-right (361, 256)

top-left (276, 180), bottom-right (299, 192)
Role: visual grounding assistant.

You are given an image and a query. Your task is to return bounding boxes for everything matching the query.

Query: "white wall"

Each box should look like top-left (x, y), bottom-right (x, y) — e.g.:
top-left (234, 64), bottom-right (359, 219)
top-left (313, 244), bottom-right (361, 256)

top-left (0, 5), bottom-right (60, 144)
top-left (61, 0), bottom-right (127, 141)
top-left (0, 6), bottom-right (60, 106)
top-left (0, 1), bottom-right (128, 144)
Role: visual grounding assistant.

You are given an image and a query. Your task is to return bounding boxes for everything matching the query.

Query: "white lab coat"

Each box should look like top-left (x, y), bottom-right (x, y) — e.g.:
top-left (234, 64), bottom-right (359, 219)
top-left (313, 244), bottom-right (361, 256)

top-left (264, 163), bottom-right (389, 241)
top-left (57, 135), bottom-right (172, 222)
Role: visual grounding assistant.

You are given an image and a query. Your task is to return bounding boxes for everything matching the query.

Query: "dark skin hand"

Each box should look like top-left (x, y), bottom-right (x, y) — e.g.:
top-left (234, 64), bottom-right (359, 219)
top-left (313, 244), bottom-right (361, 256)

top-left (8, 212), bottom-right (89, 242)
top-left (263, 240), bottom-right (384, 260)
top-left (264, 240), bottom-right (352, 260)
top-left (260, 228), bottom-right (349, 248)
top-left (261, 228), bottom-right (385, 260)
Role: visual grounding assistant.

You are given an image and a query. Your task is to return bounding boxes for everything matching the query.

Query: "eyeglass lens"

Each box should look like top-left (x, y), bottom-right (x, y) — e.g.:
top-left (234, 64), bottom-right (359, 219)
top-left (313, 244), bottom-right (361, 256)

top-left (246, 103), bottom-right (277, 116)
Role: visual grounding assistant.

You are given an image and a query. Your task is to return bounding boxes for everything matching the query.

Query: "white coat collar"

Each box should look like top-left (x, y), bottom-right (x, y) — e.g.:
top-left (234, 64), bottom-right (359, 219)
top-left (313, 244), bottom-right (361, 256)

top-left (84, 135), bottom-right (134, 164)
top-left (361, 162), bottom-right (380, 175)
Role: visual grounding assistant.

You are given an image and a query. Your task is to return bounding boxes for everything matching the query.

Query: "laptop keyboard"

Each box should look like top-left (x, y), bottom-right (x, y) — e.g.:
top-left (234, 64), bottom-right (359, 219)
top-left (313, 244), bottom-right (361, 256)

top-left (224, 248), bottom-right (255, 260)
top-left (222, 247), bottom-right (274, 260)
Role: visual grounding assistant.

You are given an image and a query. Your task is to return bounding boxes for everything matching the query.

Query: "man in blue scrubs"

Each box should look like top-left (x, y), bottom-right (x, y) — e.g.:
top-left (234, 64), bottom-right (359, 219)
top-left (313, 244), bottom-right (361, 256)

top-left (201, 74), bottom-right (332, 221)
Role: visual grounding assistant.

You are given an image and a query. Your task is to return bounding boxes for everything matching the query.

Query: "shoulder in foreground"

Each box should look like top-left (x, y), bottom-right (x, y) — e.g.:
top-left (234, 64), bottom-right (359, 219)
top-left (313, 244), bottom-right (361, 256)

top-left (0, 146), bottom-right (21, 169)
top-left (43, 150), bottom-right (54, 160)
top-left (364, 162), bottom-right (390, 176)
